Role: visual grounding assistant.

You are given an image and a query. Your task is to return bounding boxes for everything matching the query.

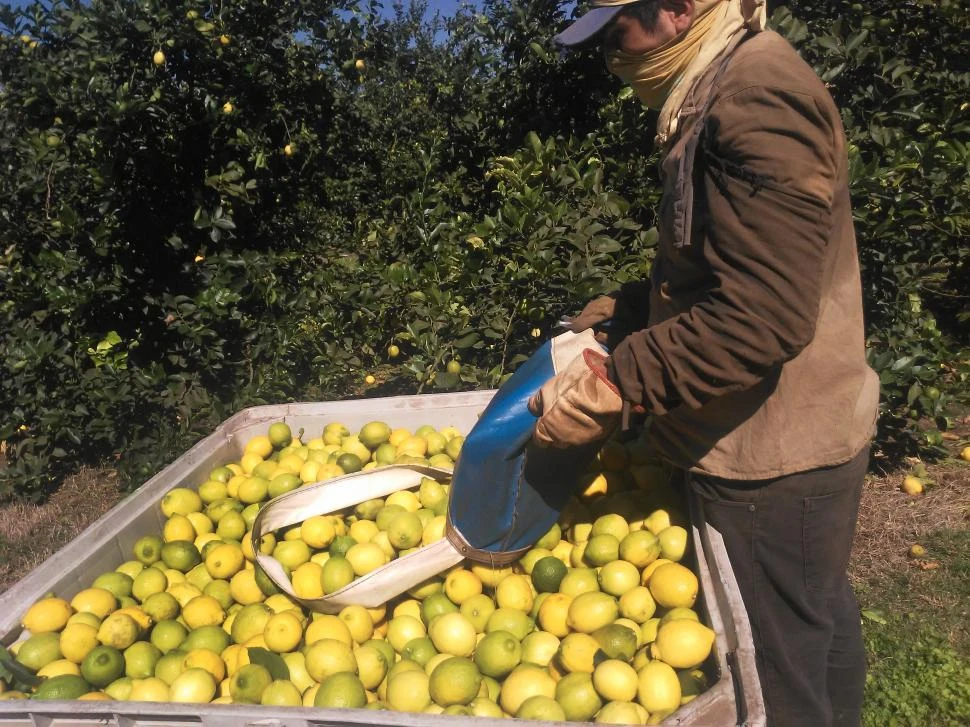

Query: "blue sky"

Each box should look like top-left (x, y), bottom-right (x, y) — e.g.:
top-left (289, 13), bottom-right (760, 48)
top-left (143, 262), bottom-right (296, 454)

top-left (3, 0), bottom-right (480, 16)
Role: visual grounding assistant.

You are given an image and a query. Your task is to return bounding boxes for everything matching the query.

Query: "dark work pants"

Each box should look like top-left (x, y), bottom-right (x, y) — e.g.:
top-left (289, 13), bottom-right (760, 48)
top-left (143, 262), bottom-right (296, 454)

top-left (688, 447), bottom-right (869, 727)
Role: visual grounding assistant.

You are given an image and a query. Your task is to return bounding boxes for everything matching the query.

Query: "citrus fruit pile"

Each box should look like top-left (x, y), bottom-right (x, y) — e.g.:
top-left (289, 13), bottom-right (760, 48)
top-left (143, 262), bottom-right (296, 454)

top-left (4, 420), bottom-right (716, 724)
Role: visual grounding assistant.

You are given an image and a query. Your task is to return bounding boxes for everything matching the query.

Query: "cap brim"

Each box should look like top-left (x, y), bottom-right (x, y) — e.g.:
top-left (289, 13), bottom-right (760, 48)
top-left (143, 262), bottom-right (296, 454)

top-left (553, 6), bottom-right (625, 47)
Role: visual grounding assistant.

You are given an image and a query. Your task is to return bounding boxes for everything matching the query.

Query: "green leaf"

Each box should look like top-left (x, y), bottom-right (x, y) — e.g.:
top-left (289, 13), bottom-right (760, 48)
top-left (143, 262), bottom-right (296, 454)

top-left (247, 648), bottom-right (289, 681)
top-left (862, 609), bottom-right (888, 625)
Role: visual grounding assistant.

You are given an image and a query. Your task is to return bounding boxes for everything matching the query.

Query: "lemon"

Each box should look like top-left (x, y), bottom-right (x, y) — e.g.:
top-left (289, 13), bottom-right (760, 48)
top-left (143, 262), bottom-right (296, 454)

top-left (167, 581), bottom-right (203, 608)
top-left (536, 592), bottom-right (572, 638)
top-left (460, 593), bottom-right (496, 633)
top-left (36, 658), bottom-right (81, 679)
top-left (427, 655), bottom-right (482, 707)
top-left (592, 623), bottom-right (638, 662)
top-left (149, 619), bottom-right (187, 654)
top-left (359, 421), bottom-right (392, 449)
top-left (485, 607), bottom-right (535, 641)
top-left (648, 563), bottom-right (698, 609)
top-left (313, 556), bottom-right (351, 595)
top-left (657, 525), bottom-right (689, 561)
top-left (678, 668), bottom-right (709, 704)
top-left (32, 674), bottom-right (90, 701)
top-left (598, 559), bottom-right (641, 596)
top-left (204, 542), bottom-right (245, 580)
top-left (590, 659), bottom-right (638, 702)
top-left (304, 638), bottom-right (357, 682)
top-left (198, 479), bottom-right (228, 504)
top-left (439, 568), bottom-right (480, 606)
top-left (160, 540), bottom-right (202, 572)
top-left (636, 659), bottom-right (681, 713)
top-left (474, 629), bottom-right (522, 679)
top-left (245, 434), bottom-right (274, 459)
top-left (659, 607), bottom-right (699, 625)
top-left (557, 632), bottom-right (602, 674)
top-left (643, 509), bottom-right (673, 535)
top-left (288, 561), bottom-right (322, 599)
top-left (386, 615), bottom-right (427, 654)
top-left (70, 588), bottom-right (117, 620)
top-left (428, 612), bottom-right (476, 658)
top-left (22, 597), bottom-right (73, 633)
top-left (354, 644), bottom-right (389, 690)
top-left (182, 648), bottom-right (226, 682)
top-left (230, 603), bottom-right (272, 645)
top-left (58, 622), bottom-right (99, 664)
top-left (229, 663), bottom-right (273, 704)
top-left (80, 645), bottom-right (125, 688)
top-left (422, 515), bottom-right (447, 546)
top-left (181, 595), bottom-right (225, 630)
top-left (531, 556), bottom-right (568, 593)
top-left (131, 567), bottom-right (168, 603)
top-left (333, 605), bottom-right (371, 645)
top-left (521, 630), bottom-right (560, 668)
top-left (619, 586), bottom-right (657, 623)
top-left (260, 611), bottom-right (303, 653)
top-left (348, 518), bottom-right (380, 544)
top-left (386, 668), bottom-right (431, 712)
top-left (596, 700), bottom-right (648, 724)
top-left (618, 530), bottom-right (661, 568)
top-left (499, 663), bottom-right (556, 715)
top-left (559, 567), bottom-right (600, 597)
top-left (584, 534), bottom-right (620, 567)
top-left (567, 591), bottom-right (619, 634)
top-left (385, 511), bottom-right (424, 550)
top-left (161, 487), bottom-right (203, 517)
top-left (555, 671), bottom-right (603, 721)
top-left (96, 613), bottom-right (139, 650)
top-left (641, 558), bottom-right (674, 585)
top-left (301, 516), bottom-right (336, 549)
top-left (518, 694), bottom-right (566, 720)
top-left (651, 619), bottom-right (715, 669)
top-left (129, 676), bottom-right (171, 702)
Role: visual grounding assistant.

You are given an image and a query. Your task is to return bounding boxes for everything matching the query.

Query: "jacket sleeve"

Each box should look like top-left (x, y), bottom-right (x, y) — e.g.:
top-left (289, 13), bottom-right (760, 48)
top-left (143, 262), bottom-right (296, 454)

top-left (611, 83), bottom-right (840, 415)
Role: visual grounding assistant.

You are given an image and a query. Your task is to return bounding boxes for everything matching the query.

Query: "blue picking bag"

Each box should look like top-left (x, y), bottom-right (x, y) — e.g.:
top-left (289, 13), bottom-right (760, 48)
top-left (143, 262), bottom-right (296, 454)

top-left (446, 329), bottom-right (606, 565)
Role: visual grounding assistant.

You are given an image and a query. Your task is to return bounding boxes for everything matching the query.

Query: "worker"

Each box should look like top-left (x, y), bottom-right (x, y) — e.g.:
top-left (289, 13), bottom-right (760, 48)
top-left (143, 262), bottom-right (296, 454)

top-left (529, 2), bottom-right (880, 725)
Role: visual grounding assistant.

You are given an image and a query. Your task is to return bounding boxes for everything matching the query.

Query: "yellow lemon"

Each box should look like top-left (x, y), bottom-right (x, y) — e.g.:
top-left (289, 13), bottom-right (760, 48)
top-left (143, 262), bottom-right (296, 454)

top-left (69, 588), bottom-right (117, 620)
top-left (385, 668), bottom-right (431, 712)
top-left (444, 569), bottom-right (483, 605)
top-left (305, 614), bottom-right (353, 647)
top-left (650, 619), bottom-right (715, 669)
top-left (301, 516), bottom-right (336, 549)
top-left (591, 659), bottom-right (638, 702)
top-left (161, 487), bottom-right (203, 517)
top-left (647, 563), bottom-right (698, 609)
top-left (263, 611), bottom-right (304, 653)
top-left (229, 569), bottom-right (264, 606)
top-left (495, 574), bottom-right (534, 613)
top-left (291, 561), bottom-right (325, 600)
top-left (182, 595), bottom-right (226, 629)
top-left (205, 542), bottom-right (245, 580)
top-left (304, 638), bottom-right (357, 682)
top-left (245, 435), bottom-right (274, 459)
top-left (641, 558), bottom-right (674, 585)
top-left (556, 632), bottom-right (601, 674)
top-left (428, 655), bottom-right (482, 707)
top-left (567, 591), bottom-right (619, 634)
top-left (636, 659), bottom-right (681, 713)
top-left (554, 671), bottom-right (602, 722)
top-left (96, 613), bottom-right (139, 650)
top-left (386, 615), bottom-right (427, 654)
top-left (345, 542), bottom-right (387, 577)
top-left (162, 515), bottom-right (196, 543)
top-left (183, 648), bottom-right (226, 682)
top-left (339, 605), bottom-right (374, 644)
top-left (657, 525), bottom-right (689, 562)
top-left (498, 663), bottom-right (556, 716)
top-left (59, 622), bottom-right (99, 664)
top-left (427, 612), bottom-right (477, 658)
top-left (618, 586), bottom-right (657, 624)
top-left (127, 676), bottom-right (170, 702)
top-left (22, 597), bottom-right (73, 633)
top-left (37, 658), bottom-right (82, 679)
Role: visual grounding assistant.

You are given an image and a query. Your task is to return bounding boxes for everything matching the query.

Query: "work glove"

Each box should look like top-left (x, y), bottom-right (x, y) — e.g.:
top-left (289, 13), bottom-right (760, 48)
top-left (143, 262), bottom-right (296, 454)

top-left (563, 280), bottom-right (652, 349)
top-left (528, 349), bottom-right (623, 448)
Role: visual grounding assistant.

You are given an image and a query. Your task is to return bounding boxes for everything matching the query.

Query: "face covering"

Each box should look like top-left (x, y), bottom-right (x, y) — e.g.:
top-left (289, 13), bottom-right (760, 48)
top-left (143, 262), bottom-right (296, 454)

top-left (604, 0), bottom-right (767, 144)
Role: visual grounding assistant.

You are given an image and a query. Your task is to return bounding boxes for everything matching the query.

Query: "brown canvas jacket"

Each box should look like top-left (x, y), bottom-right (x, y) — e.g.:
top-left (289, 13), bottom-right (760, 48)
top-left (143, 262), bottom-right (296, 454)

top-left (610, 30), bottom-right (880, 480)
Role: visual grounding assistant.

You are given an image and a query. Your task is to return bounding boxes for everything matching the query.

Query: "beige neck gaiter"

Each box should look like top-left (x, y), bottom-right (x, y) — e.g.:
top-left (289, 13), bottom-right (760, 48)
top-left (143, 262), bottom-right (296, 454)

top-left (605, 0), bottom-right (726, 110)
top-left (605, 0), bottom-right (767, 144)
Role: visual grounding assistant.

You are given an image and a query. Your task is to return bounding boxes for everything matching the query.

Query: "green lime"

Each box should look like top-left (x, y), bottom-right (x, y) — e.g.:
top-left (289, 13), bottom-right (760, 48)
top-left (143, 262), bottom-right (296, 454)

top-left (531, 556), bottom-right (568, 593)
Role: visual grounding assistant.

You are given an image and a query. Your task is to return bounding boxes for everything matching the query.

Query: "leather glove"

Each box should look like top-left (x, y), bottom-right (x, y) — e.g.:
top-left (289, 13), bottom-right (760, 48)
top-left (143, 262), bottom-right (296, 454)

top-left (563, 280), bottom-right (652, 348)
top-left (528, 349), bottom-right (623, 448)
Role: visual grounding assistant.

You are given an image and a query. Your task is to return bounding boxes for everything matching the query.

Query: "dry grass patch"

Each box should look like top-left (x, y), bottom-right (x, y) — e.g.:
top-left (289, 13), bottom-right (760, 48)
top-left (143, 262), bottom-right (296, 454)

top-left (0, 468), bottom-right (123, 593)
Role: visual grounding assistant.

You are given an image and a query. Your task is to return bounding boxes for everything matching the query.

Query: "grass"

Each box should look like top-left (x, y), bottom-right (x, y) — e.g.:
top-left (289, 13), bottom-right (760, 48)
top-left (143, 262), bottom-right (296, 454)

top-left (855, 528), bottom-right (970, 726)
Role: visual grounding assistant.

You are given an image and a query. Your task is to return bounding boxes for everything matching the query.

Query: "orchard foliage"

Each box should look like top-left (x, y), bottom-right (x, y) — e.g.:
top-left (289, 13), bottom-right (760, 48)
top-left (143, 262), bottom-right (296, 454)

top-left (0, 0), bottom-right (967, 499)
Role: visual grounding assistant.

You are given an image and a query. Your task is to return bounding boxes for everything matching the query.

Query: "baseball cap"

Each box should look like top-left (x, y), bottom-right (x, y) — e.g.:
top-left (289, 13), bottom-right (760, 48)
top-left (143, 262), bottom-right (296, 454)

top-left (553, 1), bottom-right (642, 47)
